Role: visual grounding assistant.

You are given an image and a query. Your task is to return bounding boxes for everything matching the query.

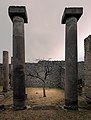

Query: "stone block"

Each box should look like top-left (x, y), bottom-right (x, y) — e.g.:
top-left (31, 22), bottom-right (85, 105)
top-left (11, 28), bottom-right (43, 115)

top-left (62, 7), bottom-right (83, 24)
top-left (8, 6), bottom-right (28, 23)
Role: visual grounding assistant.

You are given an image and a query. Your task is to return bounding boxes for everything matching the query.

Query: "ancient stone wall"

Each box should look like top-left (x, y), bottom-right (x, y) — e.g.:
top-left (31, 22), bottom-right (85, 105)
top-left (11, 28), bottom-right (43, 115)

top-left (0, 61), bottom-right (84, 88)
top-left (78, 61), bottom-right (84, 83)
top-left (25, 61), bottom-right (63, 88)
top-left (84, 35), bottom-right (91, 102)
top-left (25, 61), bottom-right (84, 88)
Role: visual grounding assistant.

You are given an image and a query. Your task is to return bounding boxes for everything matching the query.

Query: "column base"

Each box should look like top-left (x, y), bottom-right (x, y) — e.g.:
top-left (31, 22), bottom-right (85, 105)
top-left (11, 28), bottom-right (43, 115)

top-left (64, 104), bottom-right (78, 110)
top-left (13, 99), bottom-right (26, 110)
top-left (12, 105), bottom-right (26, 111)
top-left (64, 99), bottom-right (78, 110)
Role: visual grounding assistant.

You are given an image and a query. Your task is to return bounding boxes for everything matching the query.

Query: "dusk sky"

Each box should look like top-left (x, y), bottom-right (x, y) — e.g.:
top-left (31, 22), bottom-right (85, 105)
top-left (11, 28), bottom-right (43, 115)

top-left (0, 0), bottom-right (91, 63)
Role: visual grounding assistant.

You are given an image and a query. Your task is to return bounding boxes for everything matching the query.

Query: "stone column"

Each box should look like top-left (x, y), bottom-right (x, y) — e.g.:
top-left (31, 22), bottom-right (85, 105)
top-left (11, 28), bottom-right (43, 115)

top-left (84, 35), bottom-right (91, 103)
top-left (10, 57), bottom-right (13, 89)
top-left (8, 6), bottom-right (28, 110)
top-left (61, 7), bottom-right (83, 110)
top-left (3, 51), bottom-right (9, 92)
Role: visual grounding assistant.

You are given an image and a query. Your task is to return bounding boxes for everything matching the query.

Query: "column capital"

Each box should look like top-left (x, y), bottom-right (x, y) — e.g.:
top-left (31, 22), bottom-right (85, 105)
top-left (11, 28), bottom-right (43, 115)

top-left (8, 6), bottom-right (28, 23)
top-left (61, 7), bottom-right (83, 24)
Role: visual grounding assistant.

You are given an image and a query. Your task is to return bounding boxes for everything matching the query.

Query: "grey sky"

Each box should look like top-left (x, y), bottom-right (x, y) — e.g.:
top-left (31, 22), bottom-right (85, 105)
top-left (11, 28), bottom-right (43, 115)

top-left (0, 0), bottom-right (90, 63)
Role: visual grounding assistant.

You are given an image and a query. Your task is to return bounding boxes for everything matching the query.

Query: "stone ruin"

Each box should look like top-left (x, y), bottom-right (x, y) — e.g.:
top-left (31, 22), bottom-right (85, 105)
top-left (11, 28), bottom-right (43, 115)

top-left (25, 60), bottom-right (84, 88)
top-left (84, 35), bottom-right (91, 103)
top-left (0, 60), bottom-right (84, 89)
top-left (1, 6), bottom-right (91, 110)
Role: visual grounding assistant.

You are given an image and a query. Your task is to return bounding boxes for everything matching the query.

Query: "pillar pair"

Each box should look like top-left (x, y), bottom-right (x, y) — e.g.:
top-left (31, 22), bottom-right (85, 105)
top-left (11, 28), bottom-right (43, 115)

top-left (8, 6), bottom-right (83, 110)
top-left (62, 7), bottom-right (83, 109)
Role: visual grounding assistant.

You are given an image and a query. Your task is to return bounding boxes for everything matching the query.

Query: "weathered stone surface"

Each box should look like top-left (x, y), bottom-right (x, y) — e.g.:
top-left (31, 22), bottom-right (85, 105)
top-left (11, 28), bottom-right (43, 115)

top-left (25, 61), bottom-right (84, 88)
top-left (62, 7), bottom-right (83, 24)
top-left (25, 61), bottom-right (63, 88)
top-left (10, 57), bottom-right (13, 89)
top-left (62, 7), bottom-right (83, 110)
top-left (8, 6), bottom-right (28, 109)
top-left (78, 62), bottom-right (84, 81)
top-left (84, 35), bottom-right (91, 103)
top-left (3, 51), bottom-right (9, 92)
top-left (0, 61), bottom-right (84, 89)
top-left (64, 17), bottom-right (78, 110)
top-left (8, 6), bottom-right (28, 23)
top-left (31, 105), bottom-right (58, 110)
top-left (13, 16), bottom-right (25, 109)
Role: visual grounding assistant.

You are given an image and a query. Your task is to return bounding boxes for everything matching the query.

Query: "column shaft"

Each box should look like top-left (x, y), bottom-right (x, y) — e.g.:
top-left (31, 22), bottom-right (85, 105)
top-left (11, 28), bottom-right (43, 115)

top-left (10, 57), bottom-right (13, 88)
top-left (3, 51), bottom-right (9, 92)
top-left (13, 16), bottom-right (25, 108)
top-left (65, 17), bottom-right (78, 109)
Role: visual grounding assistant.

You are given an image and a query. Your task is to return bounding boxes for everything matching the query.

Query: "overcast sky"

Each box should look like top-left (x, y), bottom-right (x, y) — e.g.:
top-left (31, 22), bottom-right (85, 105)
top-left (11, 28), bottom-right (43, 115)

top-left (0, 0), bottom-right (91, 63)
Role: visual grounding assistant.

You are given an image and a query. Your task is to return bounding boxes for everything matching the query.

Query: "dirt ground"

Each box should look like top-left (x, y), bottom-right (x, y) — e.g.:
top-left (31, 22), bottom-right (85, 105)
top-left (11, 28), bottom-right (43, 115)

top-left (0, 87), bottom-right (91, 120)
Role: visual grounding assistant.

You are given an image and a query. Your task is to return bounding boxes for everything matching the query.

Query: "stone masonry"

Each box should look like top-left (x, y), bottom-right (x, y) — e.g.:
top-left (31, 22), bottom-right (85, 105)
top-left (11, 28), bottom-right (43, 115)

top-left (84, 35), bottom-right (91, 103)
top-left (0, 61), bottom-right (84, 89)
top-left (25, 61), bottom-right (63, 88)
top-left (25, 60), bottom-right (84, 89)
top-left (0, 60), bottom-right (84, 89)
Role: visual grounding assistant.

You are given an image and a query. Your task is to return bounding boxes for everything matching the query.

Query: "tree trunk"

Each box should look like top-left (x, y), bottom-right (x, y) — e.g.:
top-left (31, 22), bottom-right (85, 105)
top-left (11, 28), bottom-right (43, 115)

top-left (43, 81), bottom-right (46, 97)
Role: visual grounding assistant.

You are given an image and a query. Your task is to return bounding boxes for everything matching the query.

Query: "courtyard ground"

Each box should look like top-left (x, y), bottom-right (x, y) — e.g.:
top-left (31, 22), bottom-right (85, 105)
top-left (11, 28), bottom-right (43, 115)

top-left (0, 87), bottom-right (91, 120)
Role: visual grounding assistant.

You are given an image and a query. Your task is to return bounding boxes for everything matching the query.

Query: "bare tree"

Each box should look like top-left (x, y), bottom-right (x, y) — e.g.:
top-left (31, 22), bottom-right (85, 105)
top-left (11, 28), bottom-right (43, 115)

top-left (27, 60), bottom-right (52, 97)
